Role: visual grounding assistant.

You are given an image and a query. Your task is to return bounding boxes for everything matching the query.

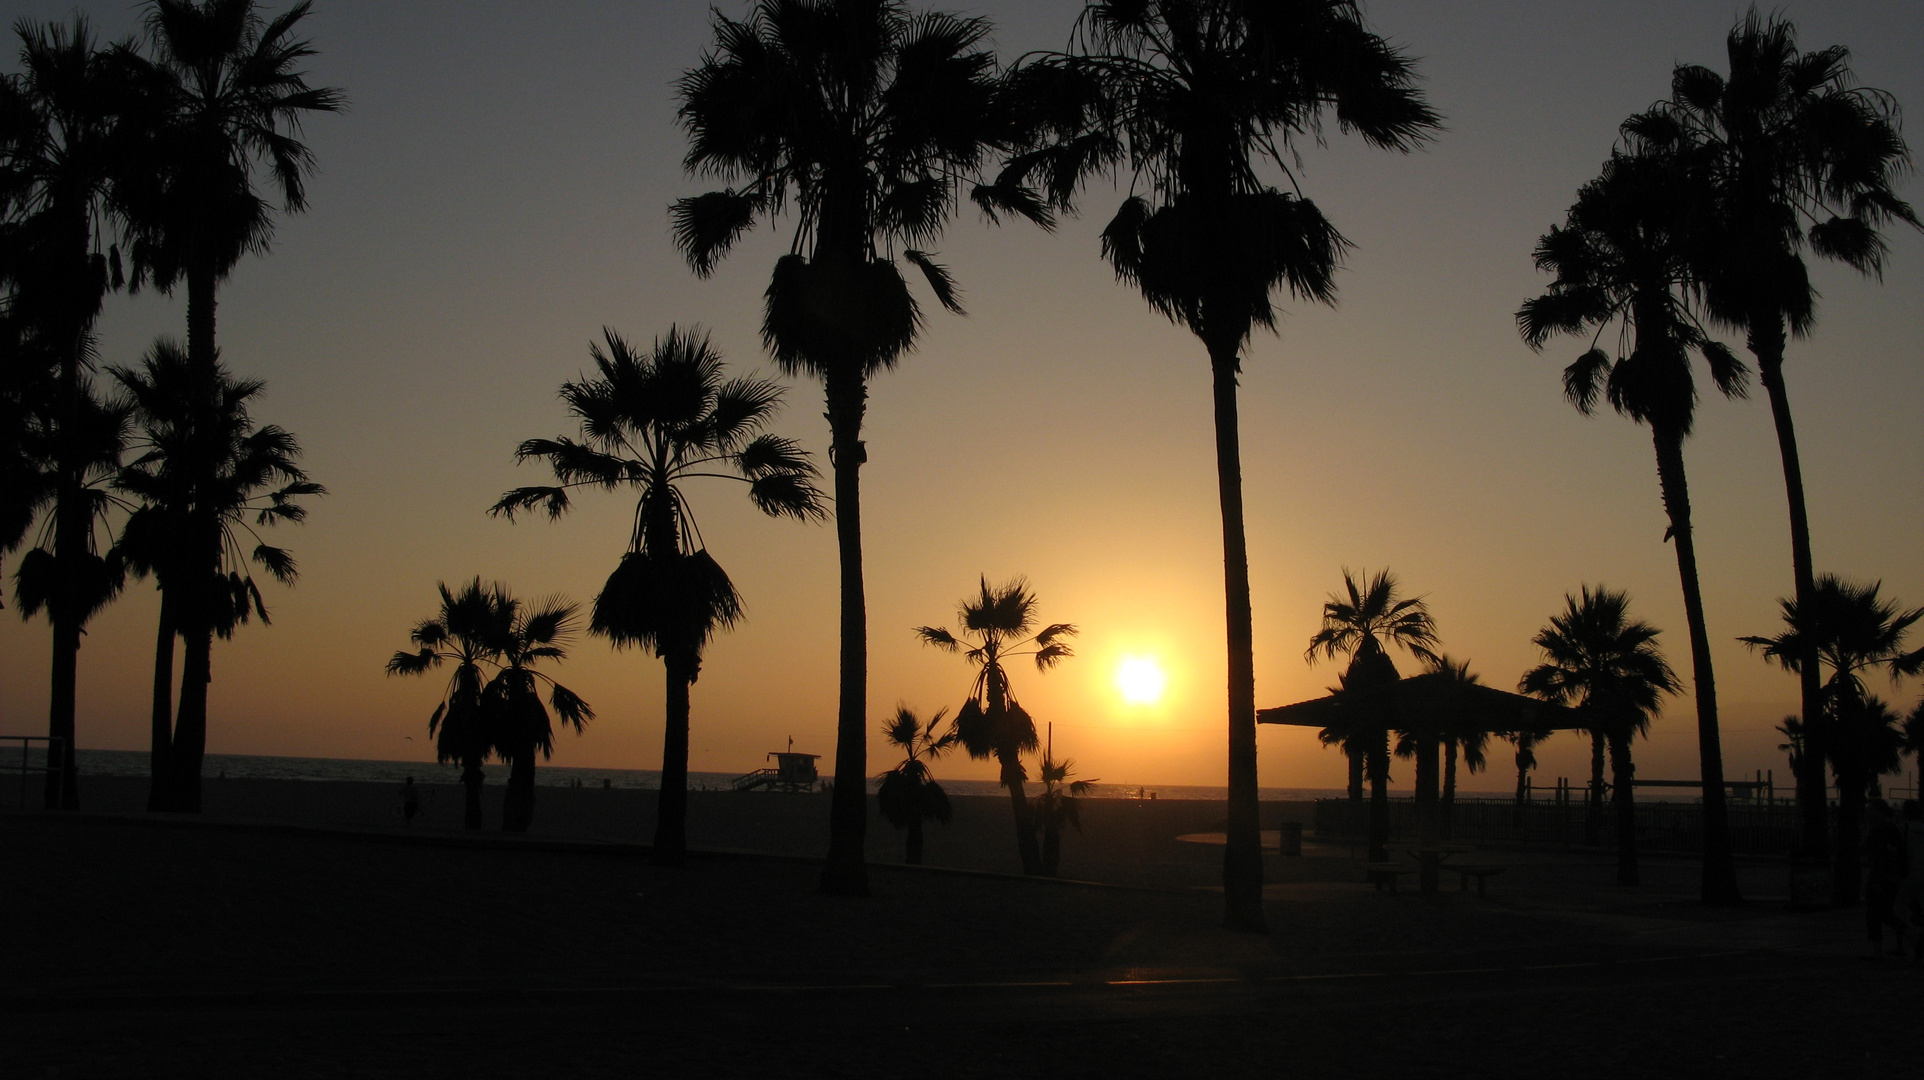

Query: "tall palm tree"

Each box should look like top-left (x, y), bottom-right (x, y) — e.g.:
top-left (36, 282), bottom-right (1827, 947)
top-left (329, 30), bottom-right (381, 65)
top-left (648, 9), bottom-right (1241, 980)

top-left (387, 579), bottom-right (503, 830)
top-left (673, 0), bottom-right (1026, 897)
top-left (1519, 148), bottom-right (1749, 905)
top-left (1520, 586), bottom-right (1681, 886)
top-left (1306, 568), bottom-right (1439, 863)
top-left (1005, 0), bottom-right (1438, 930)
top-left (111, 338), bottom-right (319, 812)
top-left (114, 0), bottom-right (343, 377)
top-left (875, 705), bottom-right (954, 865)
top-left (494, 326), bottom-right (822, 864)
top-left (0, 16), bottom-right (130, 809)
top-left (1033, 748), bottom-right (1095, 878)
top-left (916, 576), bottom-right (1075, 876)
top-left (1628, 13), bottom-right (1919, 858)
top-left (1740, 575), bottom-right (1922, 901)
top-left (483, 592), bottom-right (593, 833)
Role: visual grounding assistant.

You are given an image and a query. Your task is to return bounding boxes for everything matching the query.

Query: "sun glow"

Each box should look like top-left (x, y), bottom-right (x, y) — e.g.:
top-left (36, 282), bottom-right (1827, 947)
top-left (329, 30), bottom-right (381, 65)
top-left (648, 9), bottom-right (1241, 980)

top-left (1115, 656), bottom-right (1167, 705)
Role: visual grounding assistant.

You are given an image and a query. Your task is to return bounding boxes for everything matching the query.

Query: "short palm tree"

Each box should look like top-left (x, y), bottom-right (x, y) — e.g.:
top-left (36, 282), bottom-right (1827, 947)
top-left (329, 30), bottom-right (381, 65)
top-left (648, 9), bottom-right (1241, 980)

top-left (1033, 749), bottom-right (1095, 878)
top-left (494, 326), bottom-right (821, 864)
top-left (1627, 15), bottom-right (1920, 857)
top-left (1306, 568), bottom-right (1439, 863)
top-left (875, 705), bottom-right (954, 865)
top-left (113, 338), bottom-right (318, 812)
top-left (483, 593), bottom-right (593, 833)
top-left (1004, 0), bottom-right (1439, 933)
top-left (916, 576), bottom-right (1075, 876)
top-left (113, 0), bottom-right (343, 376)
top-left (0, 15), bottom-right (130, 809)
top-left (1740, 575), bottom-right (1922, 901)
top-left (1507, 729), bottom-right (1543, 809)
top-left (673, 0), bottom-right (1023, 897)
top-left (1520, 587), bottom-right (1681, 885)
top-left (1392, 655), bottom-right (1483, 859)
top-left (387, 579), bottom-right (503, 830)
top-left (1439, 717), bottom-right (1488, 843)
top-left (1519, 147), bottom-right (1748, 905)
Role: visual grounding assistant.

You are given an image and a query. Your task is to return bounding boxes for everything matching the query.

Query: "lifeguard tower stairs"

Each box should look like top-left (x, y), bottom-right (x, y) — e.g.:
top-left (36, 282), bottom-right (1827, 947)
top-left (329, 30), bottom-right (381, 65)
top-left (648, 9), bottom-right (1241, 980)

top-left (732, 750), bottom-right (820, 793)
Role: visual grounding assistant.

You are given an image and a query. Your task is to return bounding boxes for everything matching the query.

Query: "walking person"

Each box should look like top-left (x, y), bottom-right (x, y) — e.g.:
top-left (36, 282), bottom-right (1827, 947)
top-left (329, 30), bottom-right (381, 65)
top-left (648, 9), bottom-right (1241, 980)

top-left (1863, 798), bottom-right (1906, 958)
top-left (1899, 800), bottom-right (1924, 965)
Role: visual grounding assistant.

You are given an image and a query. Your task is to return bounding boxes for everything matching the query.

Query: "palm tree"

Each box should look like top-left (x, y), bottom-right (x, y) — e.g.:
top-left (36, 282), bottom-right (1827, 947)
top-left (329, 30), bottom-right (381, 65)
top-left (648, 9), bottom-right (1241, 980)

top-left (916, 576), bottom-right (1075, 876)
top-left (1507, 728), bottom-right (1543, 809)
top-left (111, 338), bottom-right (319, 812)
top-left (1628, 13), bottom-right (1919, 858)
top-left (874, 705), bottom-right (954, 865)
top-left (1306, 568), bottom-right (1439, 863)
top-left (387, 579), bottom-right (503, 830)
top-left (1519, 148), bottom-right (1749, 905)
top-left (493, 326), bottom-right (822, 864)
top-left (1005, 0), bottom-right (1439, 930)
top-left (1520, 587), bottom-right (1681, 886)
top-left (113, 0), bottom-right (343, 377)
top-left (0, 16), bottom-right (130, 809)
top-left (1740, 575), bottom-right (1922, 901)
top-left (1439, 717), bottom-right (1487, 843)
top-left (483, 592), bottom-right (593, 833)
top-left (1033, 748), bottom-right (1095, 878)
top-left (1395, 655), bottom-right (1485, 860)
top-left (673, 0), bottom-right (1026, 897)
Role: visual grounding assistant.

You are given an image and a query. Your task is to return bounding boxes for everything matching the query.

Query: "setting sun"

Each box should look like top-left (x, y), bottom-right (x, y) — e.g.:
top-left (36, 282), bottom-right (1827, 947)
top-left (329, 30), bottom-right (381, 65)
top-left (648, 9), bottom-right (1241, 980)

top-left (1115, 657), bottom-right (1167, 705)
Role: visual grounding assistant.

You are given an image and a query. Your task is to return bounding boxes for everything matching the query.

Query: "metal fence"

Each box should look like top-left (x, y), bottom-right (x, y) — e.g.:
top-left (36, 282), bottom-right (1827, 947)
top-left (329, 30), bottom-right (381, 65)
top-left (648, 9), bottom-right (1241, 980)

top-left (1314, 795), bottom-right (1802, 857)
top-left (0, 736), bottom-right (59, 808)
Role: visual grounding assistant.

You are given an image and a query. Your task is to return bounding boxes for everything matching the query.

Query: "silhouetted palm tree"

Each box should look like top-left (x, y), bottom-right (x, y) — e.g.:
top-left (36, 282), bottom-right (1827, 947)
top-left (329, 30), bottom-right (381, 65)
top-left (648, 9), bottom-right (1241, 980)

top-left (916, 576), bottom-right (1075, 875)
top-left (1393, 655), bottom-right (1483, 860)
top-left (1741, 575), bottom-right (1922, 901)
top-left (114, 0), bottom-right (342, 376)
top-left (875, 705), bottom-right (954, 865)
top-left (1628, 14), bottom-right (1919, 859)
top-left (1519, 148), bottom-right (1749, 905)
top-left (0, 16), bottom-right (130, 808)
top-left (1439, 714), bottom-right (1488, 842)
top-left (484, 593), bottom-right (593, 833)
top-left (1508, 729), bottom-right (1542, 809)
top-left (1520, 587), bottom-right (1680, 885)
top-left (494, 326), bottom-right (822, 864)
top-left (1004, 0), bottom-right (1438, 928)
top-left (387, 579), bottom-right (503, 830)
top-left (673, 0), bottom-right (1024, 897)
top-left (1034, 749), bottom-right (1094, 878)
top-left (1306, 568), bottom-right (1439, 863)
top-left (113, 339), bottom-right (317, 812)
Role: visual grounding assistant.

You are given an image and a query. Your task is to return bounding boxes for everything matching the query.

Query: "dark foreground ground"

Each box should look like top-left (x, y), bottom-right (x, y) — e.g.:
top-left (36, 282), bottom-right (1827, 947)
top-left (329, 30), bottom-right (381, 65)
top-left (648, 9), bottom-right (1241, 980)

top-left (2, 783), bottom-right (1916, 1079)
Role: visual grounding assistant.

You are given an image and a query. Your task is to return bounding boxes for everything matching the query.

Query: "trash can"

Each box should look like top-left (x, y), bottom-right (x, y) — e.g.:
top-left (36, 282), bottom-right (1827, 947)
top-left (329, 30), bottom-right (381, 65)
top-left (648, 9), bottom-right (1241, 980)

top-left (1278, 821), bottom-right (1302, 857)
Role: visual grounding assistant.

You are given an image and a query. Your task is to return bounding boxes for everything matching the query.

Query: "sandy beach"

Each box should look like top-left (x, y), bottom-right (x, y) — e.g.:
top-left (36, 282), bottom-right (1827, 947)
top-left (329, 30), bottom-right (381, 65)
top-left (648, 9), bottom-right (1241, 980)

top-left (4, 776), bottom-right (1914, 1078)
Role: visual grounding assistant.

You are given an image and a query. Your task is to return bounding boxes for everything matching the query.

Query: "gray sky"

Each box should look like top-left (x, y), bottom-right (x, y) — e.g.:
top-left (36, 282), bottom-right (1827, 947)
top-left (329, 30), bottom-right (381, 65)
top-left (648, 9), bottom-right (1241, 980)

top-left (3, 1), bottom-right (1920, 792)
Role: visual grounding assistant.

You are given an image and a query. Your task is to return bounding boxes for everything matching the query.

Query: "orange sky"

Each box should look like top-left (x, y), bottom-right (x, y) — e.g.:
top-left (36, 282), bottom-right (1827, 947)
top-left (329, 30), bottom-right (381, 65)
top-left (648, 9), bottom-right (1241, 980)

top-left (3, 1), bottom-right (1920, 793)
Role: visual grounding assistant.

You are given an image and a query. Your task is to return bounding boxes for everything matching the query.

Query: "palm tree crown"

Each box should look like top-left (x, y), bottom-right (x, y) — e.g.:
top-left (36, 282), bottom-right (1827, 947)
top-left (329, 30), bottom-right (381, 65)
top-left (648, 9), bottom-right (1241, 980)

top-left (1741, 575), bottom-right (1923, 707)
top-left (1305, 567), bottom-right (1440, 675)
top-left (916, 575), bottom-right (1076, 762)
top-left (1521, 586), bottom-right (1680, 736)
top-left (387, 578), bottom-right (503, 783)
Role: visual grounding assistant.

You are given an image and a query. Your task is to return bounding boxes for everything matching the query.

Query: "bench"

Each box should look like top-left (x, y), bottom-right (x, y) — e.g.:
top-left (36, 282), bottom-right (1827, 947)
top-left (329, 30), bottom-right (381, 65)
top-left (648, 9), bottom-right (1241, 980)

top-left (1361, 862), bottom-right (1418, 894)
top-left (1450, 864), bottom-right (1506, 897)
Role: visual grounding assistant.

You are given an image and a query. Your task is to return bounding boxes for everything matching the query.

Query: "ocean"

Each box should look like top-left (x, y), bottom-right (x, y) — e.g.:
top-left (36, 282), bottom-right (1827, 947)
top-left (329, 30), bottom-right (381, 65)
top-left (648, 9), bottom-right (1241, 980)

top-left (50, 748), bottom-right (1354, 802)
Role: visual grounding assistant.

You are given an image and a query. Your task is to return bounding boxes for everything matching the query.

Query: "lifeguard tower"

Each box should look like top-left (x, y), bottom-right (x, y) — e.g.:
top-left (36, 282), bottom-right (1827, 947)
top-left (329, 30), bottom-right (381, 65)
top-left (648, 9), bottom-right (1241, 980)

top-left (731, 740), bottom-right (821, 792)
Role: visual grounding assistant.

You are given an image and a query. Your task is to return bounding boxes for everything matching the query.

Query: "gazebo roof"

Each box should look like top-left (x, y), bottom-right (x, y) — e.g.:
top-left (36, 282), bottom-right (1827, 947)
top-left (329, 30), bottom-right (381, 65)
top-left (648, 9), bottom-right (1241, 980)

top-left (1256, 672), bottom-right (1587, 732)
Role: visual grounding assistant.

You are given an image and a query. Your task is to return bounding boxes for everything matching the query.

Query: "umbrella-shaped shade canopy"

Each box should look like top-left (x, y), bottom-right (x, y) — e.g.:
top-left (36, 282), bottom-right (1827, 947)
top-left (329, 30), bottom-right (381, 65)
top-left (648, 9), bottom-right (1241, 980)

top-left (1257, 672), bottom-right (1586, 733)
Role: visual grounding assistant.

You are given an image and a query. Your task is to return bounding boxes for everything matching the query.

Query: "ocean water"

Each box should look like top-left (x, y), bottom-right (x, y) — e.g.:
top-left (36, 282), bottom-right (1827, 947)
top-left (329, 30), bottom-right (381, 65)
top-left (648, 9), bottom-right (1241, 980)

top-left (55, 748), bottom-right (1350, 802)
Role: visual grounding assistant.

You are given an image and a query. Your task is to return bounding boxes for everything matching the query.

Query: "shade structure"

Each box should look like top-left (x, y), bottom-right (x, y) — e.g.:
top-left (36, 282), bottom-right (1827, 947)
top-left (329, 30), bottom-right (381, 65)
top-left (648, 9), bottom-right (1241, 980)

top-left (1257, 672), bottom-right (1586, 732)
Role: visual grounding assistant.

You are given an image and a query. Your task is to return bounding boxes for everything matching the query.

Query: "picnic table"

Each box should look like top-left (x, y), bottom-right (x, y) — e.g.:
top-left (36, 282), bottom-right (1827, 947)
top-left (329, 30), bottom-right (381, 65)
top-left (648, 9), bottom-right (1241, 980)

top-left (1399, 843), bottom-right (1474, 896)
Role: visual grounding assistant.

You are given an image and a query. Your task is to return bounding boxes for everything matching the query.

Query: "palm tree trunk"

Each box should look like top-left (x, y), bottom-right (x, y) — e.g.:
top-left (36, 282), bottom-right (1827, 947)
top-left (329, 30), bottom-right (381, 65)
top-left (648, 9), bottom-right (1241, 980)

top-left (1442, 739), bottom-right (1458, 842)
top-left (1347, 746), bottom-right (1364, 801)
top-left (1368, 729), bottom-right (1390, 863)
top-left (1833, 772), bottom-right (1864, 905)
top-left (653, 655), bottom-right (694, 865)
top-left (503, 752), bottom-right (534, 833)
top-left (45, 612), bottom-right (80, 810)
top-left (998, 748), bottom-right (1043, 875)
top-left (460, 759), bottom-right (484, 830)
top-left (187, 263), bottom-right (217, 372)
top-left (1650, 427), bottom-right (1741, 905)
top-left (168, 624), bottom-right (214, 813)
top-left (819, 368), bottom-right (869, 897)
top-left (45, 332), bottom-right (87, 812)
top-left (1042, 815), bottom-right (1060, 877)
top-left (147, 596), bottom-right (175, 812)
top-left (1609, 730), bottom-right (1639, 886)
top-left (1585, 729), bottom-right (1605, 847)
top-left (1747, 315), bottom-right (1827, 861)
top-left (1206, 339), bottom-right (1264, 932)
top-left (905, 817), bottom-right (923, 865)
top-left (1416, 729), bottom-right (1439, 893)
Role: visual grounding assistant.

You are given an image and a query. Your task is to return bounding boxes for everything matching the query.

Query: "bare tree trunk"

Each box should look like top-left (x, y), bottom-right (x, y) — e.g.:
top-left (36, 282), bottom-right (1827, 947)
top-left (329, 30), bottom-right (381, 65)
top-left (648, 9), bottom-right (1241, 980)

top-left (1651, 428), bottom-right (1741, 905)
top-left (819, 370), bottom-right (869, 896)
top-left (1207, 339), bottom-right (1264, 932)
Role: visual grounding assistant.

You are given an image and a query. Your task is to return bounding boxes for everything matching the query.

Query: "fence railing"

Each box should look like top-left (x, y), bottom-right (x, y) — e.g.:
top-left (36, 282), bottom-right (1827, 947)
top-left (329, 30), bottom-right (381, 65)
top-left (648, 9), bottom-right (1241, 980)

top-left (0, 736), bottom-right (61, 809)
top-left (1313, 795), bottom-right (1802, 857)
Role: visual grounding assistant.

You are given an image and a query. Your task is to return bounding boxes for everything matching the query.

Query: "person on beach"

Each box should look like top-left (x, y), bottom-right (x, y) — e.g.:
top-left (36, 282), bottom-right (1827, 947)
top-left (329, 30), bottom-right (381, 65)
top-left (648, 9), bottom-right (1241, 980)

top-left (1900, 800), bottom-right (1924, 964)
top-left (1863, 798), bottom-right (1905, 957)
top-left (402, 777), bottom-right (422, 826)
